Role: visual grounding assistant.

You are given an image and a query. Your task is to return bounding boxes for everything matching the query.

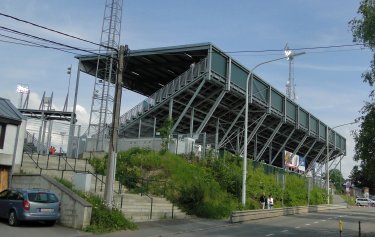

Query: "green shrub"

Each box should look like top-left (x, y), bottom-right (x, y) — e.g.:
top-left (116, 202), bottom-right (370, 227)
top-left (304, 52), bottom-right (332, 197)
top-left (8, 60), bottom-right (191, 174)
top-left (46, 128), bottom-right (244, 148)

top-left (56, 179), bottom-right (137, 233)
top-left (309, 187), bottom-right (327, 205)
top-left (341, 195), bottom-right (355, 206)
top-left (84, 194), bottom-right (137, 233)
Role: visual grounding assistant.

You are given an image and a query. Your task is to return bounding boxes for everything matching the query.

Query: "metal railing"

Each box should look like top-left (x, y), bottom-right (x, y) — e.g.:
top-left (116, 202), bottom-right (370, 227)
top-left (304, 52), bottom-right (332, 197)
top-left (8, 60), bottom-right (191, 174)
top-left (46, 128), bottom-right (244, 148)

top-left (24, 131), bottom-right (48, 156)
top-left (20, 150), bottom-right (120, 195)
top-left (120, 58), bottom-right (207, 125)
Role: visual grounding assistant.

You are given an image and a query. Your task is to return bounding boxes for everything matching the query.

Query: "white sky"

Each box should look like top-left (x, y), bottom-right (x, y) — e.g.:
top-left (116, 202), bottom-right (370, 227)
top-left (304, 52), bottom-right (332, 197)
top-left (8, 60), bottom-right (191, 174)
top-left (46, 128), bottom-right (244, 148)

top-left (0, 0), bottom-right (372, 178)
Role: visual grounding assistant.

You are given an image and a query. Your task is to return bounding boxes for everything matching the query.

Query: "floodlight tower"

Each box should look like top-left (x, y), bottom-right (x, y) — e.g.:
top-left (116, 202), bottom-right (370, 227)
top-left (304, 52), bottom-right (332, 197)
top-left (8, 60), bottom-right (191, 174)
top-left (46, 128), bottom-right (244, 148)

top-left (16, 84), bottom-right (30, 109)
top-left (284, 44), bottom-right (305, 101)
top-left (87, 0), bottom-right (124, 151)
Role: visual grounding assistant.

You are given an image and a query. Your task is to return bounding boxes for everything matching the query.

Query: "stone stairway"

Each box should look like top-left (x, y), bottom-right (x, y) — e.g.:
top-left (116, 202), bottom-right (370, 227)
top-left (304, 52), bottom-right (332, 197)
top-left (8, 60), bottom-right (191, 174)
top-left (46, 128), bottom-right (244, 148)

top-left (19, 152), bottom-right (189, 222)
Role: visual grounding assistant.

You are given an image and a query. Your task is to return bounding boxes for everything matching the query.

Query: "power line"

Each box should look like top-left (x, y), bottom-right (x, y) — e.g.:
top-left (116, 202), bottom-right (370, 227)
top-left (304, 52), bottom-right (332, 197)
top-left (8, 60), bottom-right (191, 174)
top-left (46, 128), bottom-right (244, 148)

top-left (0, 12), bottom-right (117, 52)
top-left (224, 43), bottom-right (365, 54)
top-left (0, 33), bottom-right (77, 54)
top-left (0, 26), bottom-right (117, 59)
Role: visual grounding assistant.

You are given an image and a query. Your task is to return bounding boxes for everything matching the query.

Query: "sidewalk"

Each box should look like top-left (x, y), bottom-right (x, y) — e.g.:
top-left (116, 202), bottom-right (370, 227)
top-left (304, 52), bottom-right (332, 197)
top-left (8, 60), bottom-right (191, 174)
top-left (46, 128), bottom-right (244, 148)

top-left (100, 218), bottom-right (232, 237)
top-left (332, 194), bottom-right (347, 205)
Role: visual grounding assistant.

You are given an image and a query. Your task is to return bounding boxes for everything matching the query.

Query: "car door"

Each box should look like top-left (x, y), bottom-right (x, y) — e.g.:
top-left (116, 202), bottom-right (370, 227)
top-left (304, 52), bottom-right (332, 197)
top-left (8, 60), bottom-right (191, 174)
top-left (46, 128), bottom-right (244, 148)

top-left (0, 190), bottom-right (10, 218)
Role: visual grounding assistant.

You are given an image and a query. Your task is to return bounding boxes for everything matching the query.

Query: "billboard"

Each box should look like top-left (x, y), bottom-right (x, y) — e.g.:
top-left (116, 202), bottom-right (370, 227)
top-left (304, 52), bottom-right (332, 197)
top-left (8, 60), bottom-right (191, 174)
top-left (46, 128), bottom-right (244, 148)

top-left (284, 150), bottom-right (305, 173)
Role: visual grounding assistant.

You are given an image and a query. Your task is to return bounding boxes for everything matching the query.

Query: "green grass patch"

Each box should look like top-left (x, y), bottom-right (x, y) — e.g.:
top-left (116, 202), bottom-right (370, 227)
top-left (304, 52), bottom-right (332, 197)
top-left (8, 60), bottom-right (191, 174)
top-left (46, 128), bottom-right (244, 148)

top-left (89, 148), bottom-right (328, 218)
top-left (341, 195), bottom-right (355, 206)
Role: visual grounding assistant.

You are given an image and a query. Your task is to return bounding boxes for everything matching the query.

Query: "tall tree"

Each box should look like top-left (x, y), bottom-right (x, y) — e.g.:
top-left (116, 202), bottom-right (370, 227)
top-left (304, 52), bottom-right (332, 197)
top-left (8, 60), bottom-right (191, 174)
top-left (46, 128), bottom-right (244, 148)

top-left (352, 105), bottom-right (375, 190)
top-left (349, 0), bottom-right (375, 192)
top-left (350, 0), bottom-right (375, 98)
top-left (329, 169), bottom-right (345, 193)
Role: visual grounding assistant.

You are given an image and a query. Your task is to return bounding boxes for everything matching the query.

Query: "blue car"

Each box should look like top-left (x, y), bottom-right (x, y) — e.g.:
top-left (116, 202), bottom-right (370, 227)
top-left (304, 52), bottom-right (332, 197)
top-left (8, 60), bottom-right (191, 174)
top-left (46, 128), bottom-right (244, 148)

top-left (0, 188), bottom-right (60, 226)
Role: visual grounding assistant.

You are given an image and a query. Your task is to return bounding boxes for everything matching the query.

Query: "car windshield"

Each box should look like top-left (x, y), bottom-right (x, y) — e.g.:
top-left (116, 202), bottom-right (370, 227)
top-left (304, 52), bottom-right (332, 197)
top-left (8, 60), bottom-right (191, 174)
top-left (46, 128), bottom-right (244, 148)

top-left (28, 192), bottom-right (58, 203)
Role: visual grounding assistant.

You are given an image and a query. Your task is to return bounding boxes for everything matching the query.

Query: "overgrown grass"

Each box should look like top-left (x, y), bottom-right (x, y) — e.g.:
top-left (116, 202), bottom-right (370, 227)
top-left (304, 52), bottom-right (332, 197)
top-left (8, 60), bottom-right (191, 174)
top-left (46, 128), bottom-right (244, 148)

top-left (89, 148), bottom-right (328, 218)
top-left (341, 194), bottom-right (356, 206)
top-left (57, 179), bottom-right (137, 233)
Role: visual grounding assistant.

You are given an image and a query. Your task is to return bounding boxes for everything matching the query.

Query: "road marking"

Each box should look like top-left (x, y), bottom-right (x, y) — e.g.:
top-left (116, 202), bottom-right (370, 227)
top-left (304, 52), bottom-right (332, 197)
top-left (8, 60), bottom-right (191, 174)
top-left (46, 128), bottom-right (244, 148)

top-left (305, 224), bottom-right (311, 226)
top-left (266, 234), bottom-right (274, 236)
top-left (281, 230), bottom-right (289, 232)
top-left (314, 221), bottom-right (319, 224)
top-left (328, 218), bottom-right (332, 220)
top-left (322, 220), bottom-right (326, 222)
top-left (295, 227), bottom-right (301, 229)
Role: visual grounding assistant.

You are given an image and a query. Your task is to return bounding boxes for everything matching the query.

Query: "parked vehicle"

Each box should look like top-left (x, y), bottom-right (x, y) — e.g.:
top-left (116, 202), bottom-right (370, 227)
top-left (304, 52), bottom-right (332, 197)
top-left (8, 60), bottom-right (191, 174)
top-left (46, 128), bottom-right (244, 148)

top-left (355, 197), bottom-right (375, 207)
top-left (0, 188), bottom-right (60, 226)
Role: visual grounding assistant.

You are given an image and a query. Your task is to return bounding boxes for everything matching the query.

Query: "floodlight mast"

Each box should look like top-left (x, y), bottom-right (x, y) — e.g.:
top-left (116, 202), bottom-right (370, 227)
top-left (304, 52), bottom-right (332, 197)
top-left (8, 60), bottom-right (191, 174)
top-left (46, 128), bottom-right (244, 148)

top-left (284, 44), bottom-right (305, 101)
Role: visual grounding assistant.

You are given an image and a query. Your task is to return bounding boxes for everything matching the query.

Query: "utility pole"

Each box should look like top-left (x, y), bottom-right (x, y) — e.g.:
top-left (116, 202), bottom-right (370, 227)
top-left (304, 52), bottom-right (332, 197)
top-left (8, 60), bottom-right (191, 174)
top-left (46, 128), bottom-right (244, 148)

top-left (104, 45), bottom-right (126, 206)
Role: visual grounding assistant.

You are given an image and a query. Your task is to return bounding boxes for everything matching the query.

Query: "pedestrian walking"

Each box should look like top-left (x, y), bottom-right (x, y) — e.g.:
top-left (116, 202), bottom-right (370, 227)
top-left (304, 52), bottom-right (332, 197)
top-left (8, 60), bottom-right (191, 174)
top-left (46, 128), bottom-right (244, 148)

top-left (267, 194), bottom-right (274, 209)
top-left (259, 192), bottom-right (266, 209)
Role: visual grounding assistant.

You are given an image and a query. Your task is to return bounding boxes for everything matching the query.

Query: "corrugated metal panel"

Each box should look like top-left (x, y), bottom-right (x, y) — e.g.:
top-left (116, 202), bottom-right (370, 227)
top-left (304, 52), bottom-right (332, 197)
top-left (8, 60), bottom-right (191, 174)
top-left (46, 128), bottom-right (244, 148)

top-left (0, 97), bottom-right (23, 125)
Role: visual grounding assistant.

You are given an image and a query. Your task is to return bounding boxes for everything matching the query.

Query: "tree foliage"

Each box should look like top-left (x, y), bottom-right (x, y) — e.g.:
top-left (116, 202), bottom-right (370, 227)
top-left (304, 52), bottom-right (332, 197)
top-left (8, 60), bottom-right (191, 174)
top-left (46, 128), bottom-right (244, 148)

top-left (351, 105), bottom-right (375, 191)
top-left (349, 0), bottom-right (375, 192)
top-left (159, 118), bottom-right (174, 153)
top-left (350, 0), bottom-right (375, 97)
top-left (329, 169), bottom-right (344, 193)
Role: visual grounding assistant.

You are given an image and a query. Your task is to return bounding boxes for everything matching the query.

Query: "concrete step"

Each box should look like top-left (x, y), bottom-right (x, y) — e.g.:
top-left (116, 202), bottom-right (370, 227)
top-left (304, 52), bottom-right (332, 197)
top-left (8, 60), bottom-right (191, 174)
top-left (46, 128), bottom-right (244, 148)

top-left (20, 152), bottom-right (190, 222)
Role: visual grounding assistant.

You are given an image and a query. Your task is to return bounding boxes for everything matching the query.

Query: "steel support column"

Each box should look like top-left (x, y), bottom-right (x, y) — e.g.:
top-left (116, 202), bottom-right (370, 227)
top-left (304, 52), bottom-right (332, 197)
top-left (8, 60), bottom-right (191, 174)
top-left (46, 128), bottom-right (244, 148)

top-left (305, 145), bottom-right (326, 173)
top-left (190, 108), bottom-right (194, 137)
top-left (194, 90), bottom-right (226, 139)
top-left (236, 129), bottom-right (240, 155)
top-left (202, 132), bottom-right (206, 159)
top-left (240, 113), bottom-right (268, 154)
top-left (255, 120), bottom-right (283, 161)
top-left (270, 128), bottom-right (295, 165)
top-left (215, 118), bottom-right (220, 150)
top-left (303, 140), bottom-right (317, 159)
top-left (218, 104), bottom-right (245, 147)
top-left (168, 98), bottom-right (173, 120)
top-left (170, 79), bottom-right (206, 133)
top-left (153, 117), bottom-right (156, 150)
top-left (254, 134), bottom-right (258, 158)
top-left (291, 134), bottom-right (308, 159)
top-left (138, 119), bottom-right (142, 138)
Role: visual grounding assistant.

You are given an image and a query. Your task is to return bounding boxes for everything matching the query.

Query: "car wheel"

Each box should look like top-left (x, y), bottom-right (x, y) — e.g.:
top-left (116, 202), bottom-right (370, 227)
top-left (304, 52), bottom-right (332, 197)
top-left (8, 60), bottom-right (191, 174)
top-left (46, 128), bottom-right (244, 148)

top-left (45, 220), bottom-right (56, 226)
top-left (8, 211), bottom-right (19, 226)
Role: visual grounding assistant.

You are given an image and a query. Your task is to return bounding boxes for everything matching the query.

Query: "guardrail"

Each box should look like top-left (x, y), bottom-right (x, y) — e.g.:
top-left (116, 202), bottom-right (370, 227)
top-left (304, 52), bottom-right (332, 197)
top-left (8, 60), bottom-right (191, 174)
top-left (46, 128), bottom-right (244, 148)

top-left (230, 204), bottom-right (348, 223)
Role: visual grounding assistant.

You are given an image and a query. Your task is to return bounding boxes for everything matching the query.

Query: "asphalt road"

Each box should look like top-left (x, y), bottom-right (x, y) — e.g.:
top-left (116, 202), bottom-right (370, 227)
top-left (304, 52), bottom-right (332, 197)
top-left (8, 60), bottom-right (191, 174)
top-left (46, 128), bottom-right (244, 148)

top-left (0, 207), bottom-right (374, 237)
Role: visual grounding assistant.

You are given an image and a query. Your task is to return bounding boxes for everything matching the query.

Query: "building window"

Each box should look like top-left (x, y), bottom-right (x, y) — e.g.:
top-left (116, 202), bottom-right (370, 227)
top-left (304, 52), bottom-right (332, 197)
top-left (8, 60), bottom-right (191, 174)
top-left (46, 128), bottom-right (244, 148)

top-left (0, 123), bottom-right (6, 149)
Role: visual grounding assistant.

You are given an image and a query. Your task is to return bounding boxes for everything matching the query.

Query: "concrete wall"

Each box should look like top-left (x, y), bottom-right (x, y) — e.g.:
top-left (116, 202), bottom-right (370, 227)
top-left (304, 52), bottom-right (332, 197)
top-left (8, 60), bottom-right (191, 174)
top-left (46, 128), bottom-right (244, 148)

top-left (230, 204), bottom-right (348, 223)
top-left (118, 137), bottom-right (162, 151)
top-left (11, 174), bottom-right (92, 229)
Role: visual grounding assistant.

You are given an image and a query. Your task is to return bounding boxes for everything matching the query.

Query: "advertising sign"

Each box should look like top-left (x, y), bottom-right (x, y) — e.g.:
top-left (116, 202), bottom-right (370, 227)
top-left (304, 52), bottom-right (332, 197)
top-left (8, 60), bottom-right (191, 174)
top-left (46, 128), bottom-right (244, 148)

top-left (284, 150), bottom-right (305, 173)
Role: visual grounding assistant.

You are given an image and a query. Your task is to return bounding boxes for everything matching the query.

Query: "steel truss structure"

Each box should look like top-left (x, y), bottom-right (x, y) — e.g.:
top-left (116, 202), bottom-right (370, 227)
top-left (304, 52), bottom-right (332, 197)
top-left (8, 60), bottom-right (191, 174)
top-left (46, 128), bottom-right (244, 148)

top-left (77, 42), bottom-right (346, 170)
top-left (87, 0), bottom-right (123, 151)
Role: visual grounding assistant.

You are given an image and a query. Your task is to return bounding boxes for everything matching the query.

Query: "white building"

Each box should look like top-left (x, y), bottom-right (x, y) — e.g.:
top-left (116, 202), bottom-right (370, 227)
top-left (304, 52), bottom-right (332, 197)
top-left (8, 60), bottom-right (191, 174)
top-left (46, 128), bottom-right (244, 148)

top-left (0, 97), bottom-right (26, 191)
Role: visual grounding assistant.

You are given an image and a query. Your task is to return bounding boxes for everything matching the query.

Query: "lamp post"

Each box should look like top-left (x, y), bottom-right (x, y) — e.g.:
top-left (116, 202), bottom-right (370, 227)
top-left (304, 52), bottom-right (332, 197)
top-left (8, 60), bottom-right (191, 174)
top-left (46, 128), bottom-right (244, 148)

top-left (242, 56), bottom-right (286, 206)
top-left (242, 48), bottom-right (306, 206)
top-left (325, 121), bottom-right (357, 204)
